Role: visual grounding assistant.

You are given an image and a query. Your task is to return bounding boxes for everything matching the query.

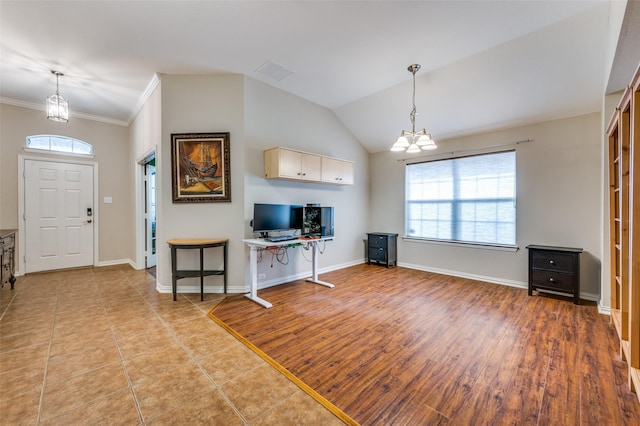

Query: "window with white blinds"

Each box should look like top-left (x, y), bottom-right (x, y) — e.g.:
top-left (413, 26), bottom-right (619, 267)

top-left (405, 150), bottom-right (516, 246)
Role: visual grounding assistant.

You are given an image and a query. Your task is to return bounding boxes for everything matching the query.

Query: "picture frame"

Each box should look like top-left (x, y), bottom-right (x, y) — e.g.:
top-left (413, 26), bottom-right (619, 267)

top-left (171, 132), bottom-right (231, 203)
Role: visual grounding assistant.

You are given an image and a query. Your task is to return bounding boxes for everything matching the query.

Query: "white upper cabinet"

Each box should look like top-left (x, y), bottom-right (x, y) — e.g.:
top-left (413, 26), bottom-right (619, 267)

top-left (265, 147), bottom-right (353, 185)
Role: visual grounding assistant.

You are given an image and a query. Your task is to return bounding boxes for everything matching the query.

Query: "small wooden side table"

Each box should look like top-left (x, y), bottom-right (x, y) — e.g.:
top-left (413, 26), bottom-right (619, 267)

top-left (167, 238), bottom-right (228, 301)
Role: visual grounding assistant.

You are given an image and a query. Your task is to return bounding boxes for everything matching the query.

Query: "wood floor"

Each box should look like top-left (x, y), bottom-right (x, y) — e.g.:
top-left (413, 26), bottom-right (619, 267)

top-left (212, 264), bottom-right (640, 425)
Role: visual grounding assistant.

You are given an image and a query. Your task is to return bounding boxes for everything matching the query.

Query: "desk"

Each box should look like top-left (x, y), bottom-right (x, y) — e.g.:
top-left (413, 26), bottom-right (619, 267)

top-left (167, 238), bottom-right (228, 301)
top-left (243, 237), bottom-right (334, 308)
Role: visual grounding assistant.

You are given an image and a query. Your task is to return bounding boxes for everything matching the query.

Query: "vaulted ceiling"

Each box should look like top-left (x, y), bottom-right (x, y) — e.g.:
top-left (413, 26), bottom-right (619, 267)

top-left (1, 1), bottom-right (639, 153)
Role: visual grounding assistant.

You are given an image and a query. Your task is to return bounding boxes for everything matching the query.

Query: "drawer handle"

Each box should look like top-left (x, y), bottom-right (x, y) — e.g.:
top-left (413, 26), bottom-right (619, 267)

top-left (549, 260), bottom-right (555, 265)
top-left (549, 277), bottom-right (555, 282)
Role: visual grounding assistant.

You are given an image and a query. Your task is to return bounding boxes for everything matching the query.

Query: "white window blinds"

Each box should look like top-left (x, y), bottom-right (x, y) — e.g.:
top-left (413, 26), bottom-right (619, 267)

top-left (405, 150), bottom-right (516, 246)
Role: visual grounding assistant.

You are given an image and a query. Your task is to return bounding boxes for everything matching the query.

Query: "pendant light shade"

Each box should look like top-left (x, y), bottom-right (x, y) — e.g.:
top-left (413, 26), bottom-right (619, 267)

top-left (390, 64), bottom-right (436, 152)
top-left (46, 71), bottom-right (69, 123)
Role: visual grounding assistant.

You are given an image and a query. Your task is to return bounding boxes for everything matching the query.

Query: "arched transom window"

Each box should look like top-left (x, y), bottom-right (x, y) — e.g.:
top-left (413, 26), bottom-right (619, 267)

top-left (26, 135), bottom-right (93, 156)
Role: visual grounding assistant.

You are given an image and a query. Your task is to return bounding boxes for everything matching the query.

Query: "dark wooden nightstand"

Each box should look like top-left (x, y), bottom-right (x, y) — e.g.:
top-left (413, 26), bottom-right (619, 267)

top-left (367, 233), bottom-right (398, 268)
top-left (526, 244), bottom-right (582, 304)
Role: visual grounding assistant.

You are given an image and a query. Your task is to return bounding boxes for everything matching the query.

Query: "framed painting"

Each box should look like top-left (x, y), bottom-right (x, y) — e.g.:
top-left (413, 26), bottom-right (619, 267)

top-left (171, 132), bottom-right (231, 203)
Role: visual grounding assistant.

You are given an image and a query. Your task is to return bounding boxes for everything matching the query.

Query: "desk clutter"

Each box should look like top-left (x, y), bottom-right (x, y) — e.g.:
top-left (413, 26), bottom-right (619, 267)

top-left (243, 237), bottom-right (334, 308)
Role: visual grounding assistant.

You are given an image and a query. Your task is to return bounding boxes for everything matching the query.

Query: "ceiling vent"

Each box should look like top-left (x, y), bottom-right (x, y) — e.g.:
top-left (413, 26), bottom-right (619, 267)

top-left (255, 60), bottom-right (295, 82)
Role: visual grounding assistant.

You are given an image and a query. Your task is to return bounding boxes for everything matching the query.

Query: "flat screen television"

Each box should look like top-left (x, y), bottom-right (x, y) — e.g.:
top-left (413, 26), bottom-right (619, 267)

top-left (251, 203), bottom-right (302, 237)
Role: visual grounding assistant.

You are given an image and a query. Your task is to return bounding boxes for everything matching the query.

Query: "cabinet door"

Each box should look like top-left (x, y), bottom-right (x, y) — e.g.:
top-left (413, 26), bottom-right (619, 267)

top-left (322, 157), bottom-right (354, 185)
top-left (300, 152), bottom-right (322, 181)
top-left (321, 157), bottom-right (342, 183)
top-left (341, 160), bottom-right (354, 185)
top-left (279, 149), bottom-right (303, 179)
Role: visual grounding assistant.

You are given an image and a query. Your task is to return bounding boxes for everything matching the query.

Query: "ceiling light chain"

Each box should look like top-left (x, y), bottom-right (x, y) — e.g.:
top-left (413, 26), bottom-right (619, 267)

top-left (391, 64), bottom-right (436, 153)
top-left (46, 70), bottom-right (69, 123)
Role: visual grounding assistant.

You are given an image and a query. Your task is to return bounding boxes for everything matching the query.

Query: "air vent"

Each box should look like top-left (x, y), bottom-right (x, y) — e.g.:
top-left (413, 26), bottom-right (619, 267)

top-left (255, 60), bottom-right (295, 82)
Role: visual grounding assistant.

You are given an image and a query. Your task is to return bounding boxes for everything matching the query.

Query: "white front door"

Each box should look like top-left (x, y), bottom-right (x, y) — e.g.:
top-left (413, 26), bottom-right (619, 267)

top-left (24, 160), bottom-right (94, 273)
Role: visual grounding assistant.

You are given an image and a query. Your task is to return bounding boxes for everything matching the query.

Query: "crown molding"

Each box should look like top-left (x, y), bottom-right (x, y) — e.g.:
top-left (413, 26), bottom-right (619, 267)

top-left (0, 97), bottom-right (129, 127)
top-left (128, 73), bottom-right (161, 124)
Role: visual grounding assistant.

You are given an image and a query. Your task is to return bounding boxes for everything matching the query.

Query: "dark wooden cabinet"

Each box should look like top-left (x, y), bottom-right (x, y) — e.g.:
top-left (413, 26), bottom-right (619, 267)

top-left (1, 229), bottom-right (17, 290)
top-left (367, 233), bottom-right (398, 268)
top-left (526, 244), bottom-right (582, 304)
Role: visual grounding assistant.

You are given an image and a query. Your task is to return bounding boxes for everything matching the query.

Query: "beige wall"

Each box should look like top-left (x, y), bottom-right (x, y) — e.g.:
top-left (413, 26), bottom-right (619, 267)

top-left (155, 74), bottom-right (246, 292)
top-left (243, 78), bottom-right (370, 286)
top-left (0, 76), bottom-right (608, 305)
top-left (129, 81), bottom-right (162, 269)
top-left (370, 112), bottom-right (602, 300)
top-left (0, 103), bottom-right (132, 269)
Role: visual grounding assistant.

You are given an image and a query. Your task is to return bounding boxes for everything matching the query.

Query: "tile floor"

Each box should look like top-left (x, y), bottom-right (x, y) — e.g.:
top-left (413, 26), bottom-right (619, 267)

top-left (0, 265), bottom-right (345, 425)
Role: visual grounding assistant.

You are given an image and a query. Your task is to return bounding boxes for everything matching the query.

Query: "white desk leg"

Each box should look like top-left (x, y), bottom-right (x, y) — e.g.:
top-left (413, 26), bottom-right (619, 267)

top-left (305, 240), bottom-right (334, 288)
top-left (245, 245), bottom-right (273, 308)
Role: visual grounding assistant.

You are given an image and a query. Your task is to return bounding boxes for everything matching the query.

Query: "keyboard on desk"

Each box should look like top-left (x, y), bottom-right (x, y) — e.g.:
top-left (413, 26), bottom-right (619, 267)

top-left (265, 236), bottom-right (298, 242)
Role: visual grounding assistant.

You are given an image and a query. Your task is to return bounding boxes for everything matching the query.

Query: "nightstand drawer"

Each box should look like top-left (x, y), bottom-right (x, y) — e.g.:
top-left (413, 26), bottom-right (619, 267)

top-left (531, 250), bottom-right (574, 272)
top-left (369, 247), bottom-right (387, 262)
top-left (368, 234), bottom-right (388, 249)
top-left (530, 270), bottom-right (575, 292)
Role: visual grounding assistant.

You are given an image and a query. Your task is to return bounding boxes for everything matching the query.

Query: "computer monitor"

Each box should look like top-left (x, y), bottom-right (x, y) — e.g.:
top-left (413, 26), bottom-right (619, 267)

top-left (251, 203), bottom-right (302, 237)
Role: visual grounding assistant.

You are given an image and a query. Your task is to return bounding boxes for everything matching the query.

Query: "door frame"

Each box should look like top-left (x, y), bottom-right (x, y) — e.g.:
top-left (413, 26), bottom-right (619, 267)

top-left (18, 155), bottom-right (99, 276)
top-left (135, 147), bottom-right (157, 271)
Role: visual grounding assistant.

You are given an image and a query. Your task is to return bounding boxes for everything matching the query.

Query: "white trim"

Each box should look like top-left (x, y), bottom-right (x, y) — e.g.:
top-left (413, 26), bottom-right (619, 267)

top-left (128, 74), bottom-right (160, 124)
top-left (398, 261), bottom-right (599, 302)
top-left (96, 258), bottom-right (135, 268)
top-left (24, 147), bottom-right (95, 159)
top-left (155, 259), bottom-right (362, 295)
top-left (18, 155), bottom-right (99, 275)
top-left (1, 97), bottom-right (128, 127)
top-left (598, 301), bottom-right (611, 315)
top-left (135, 147), bottom-right (157, 271)
top-left (403, 237), bottom-right (519, 252)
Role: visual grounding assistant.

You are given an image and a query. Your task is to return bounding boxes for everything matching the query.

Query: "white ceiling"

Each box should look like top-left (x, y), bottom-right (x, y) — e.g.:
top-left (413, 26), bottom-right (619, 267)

top-left (1, 1), bottom-right (638, 153)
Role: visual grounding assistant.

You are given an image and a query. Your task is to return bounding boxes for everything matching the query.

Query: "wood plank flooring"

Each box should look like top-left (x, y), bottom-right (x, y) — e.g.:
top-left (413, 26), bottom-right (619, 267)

top-left (212, 264), bottom-right (640, 425)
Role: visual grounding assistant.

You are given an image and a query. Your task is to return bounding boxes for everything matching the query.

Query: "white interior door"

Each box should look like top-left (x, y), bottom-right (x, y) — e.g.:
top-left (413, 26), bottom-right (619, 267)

top-left (25, 160), bottom-right (94, 273)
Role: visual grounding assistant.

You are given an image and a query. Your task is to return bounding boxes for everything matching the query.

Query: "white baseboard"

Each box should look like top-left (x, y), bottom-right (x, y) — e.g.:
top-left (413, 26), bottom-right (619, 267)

top-left (398, 261), bottom-right (600, 304)
top-left (153, 258), bottom-right (603, 307)
top-left (155, 259), bottom-right (364, 295)
top-left (96, 258), bottom-right (136, 268)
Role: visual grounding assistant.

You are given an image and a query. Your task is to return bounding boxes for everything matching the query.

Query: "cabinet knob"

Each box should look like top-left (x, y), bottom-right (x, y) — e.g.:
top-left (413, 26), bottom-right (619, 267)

top-left (549, 277), bottom-right (555, 282)
top-left (549, 260), bottom-right (555, 265)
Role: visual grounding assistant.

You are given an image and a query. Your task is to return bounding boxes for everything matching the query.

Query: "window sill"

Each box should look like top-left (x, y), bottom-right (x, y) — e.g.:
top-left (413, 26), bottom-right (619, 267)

top-left (403, 236), bottom-right (519, 252)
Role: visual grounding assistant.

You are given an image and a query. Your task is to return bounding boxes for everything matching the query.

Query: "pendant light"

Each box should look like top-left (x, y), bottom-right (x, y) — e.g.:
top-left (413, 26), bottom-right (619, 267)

top-left (391, 64), bottom-right (436, 152)
top-left (46, 70), bottom-right (69, 122)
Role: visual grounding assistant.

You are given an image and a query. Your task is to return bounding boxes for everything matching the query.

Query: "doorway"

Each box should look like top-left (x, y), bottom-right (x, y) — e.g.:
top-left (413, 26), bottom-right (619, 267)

top-left (22, 158), bottom-right (96, 273)
top-left (143, 156), bottom-right (157, 269)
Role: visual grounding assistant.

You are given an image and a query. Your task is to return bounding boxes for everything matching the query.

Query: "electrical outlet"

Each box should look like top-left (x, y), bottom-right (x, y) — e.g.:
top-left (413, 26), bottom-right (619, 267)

top-left (258, 273), bottom-right (266, 280)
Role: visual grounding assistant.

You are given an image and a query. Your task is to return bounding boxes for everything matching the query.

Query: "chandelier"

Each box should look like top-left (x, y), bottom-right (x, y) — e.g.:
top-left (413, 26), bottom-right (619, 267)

top-left (390, 64), bottom-right (436, 153)
top-left (46, 70), bottom-right (69, 122)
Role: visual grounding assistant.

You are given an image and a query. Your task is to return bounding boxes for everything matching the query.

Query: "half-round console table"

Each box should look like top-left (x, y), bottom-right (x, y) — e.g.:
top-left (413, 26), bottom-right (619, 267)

top-left (167, 238), bottom-right (228, 301)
